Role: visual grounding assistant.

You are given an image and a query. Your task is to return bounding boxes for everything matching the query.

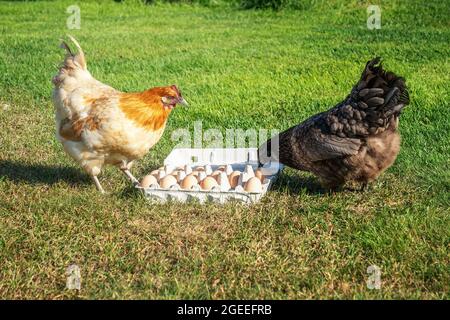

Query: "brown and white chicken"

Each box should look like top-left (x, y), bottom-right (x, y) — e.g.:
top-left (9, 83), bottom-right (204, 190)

top-left (52, 36), bottom-right (187, 193)
top-left (258, 58), bottom-right (409, 190)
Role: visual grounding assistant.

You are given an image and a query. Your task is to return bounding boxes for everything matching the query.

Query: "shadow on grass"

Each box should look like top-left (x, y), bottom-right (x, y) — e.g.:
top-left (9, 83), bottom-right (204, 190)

top-left (118, 183), bottom-right (143, 200)
top-left (0, 160), bottom-right (90, 186)
top-left (271, 172), bottom-right (326, 195)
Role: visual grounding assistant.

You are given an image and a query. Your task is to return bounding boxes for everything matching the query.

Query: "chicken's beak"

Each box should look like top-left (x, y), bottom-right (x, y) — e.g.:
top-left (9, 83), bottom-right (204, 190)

top-left (178, 97), bottom-right (189, 107)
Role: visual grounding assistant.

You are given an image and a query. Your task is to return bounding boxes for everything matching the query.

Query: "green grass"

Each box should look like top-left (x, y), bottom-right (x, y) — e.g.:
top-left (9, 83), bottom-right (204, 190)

top-left (0, 0), bottom-right (449, 299)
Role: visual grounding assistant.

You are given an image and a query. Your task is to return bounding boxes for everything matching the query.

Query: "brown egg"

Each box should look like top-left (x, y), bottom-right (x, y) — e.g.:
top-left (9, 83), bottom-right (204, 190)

top-left (150, 169), bottom-right (159, 177)
top-left (200, 176), bottom-right (219, 191)
top-left (185, 172), bottom-right (199, 183)
top-left (211, 170), bottom-right (222, 182)
top-left (180, 175), bottom-right (198, 190)
top-left (159, 175), bottom-right (177, 189)
top-left (228, 171), bottom-right (241, 188)
top-left (186, 171), bottom-right (198, 179)
top-left (255, 168), bottom-right (265, 182)
top-left (170, 169), bottom-right (181, 177)
top-left (140, 175), bottom-right (158, 188)
top-left (244, 177), bottom-right (262, 193)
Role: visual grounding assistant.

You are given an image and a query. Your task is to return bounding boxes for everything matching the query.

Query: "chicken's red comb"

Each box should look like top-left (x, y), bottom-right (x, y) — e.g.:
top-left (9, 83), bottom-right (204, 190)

top-left (170, 85), bottom-right (181, 96)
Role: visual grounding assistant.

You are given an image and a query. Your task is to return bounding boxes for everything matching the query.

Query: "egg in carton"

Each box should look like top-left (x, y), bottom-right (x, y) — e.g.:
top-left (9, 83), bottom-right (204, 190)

top-left (138, 148), bottom-right (282, 204)
top-left (142, 163), bottom-right (271, 190)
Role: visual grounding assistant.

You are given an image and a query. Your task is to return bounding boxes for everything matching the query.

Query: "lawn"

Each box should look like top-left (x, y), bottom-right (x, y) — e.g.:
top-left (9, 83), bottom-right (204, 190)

top-left (0, 0), bottom-right (448, 299)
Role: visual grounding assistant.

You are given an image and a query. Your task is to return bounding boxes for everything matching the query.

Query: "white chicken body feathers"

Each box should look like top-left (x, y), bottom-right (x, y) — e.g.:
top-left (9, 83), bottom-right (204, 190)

top-left (54, 87), bottom-right (167, 174)
top-left (52, 37), bottom-right (179, 192)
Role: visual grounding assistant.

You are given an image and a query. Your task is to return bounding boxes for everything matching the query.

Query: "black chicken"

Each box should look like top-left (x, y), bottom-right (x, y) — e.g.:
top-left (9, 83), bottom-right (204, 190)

top-left (258, 58), bottom-right (410, 190)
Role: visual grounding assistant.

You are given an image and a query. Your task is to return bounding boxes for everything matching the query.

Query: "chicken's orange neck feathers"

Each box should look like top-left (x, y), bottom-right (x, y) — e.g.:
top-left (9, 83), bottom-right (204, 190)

top-left (119, 89), bottom-right (172, 131)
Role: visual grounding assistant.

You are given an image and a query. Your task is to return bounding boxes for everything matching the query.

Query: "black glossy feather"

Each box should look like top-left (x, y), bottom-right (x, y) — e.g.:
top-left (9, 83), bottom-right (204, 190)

top-left (258, 58), bottom-right (410, 187)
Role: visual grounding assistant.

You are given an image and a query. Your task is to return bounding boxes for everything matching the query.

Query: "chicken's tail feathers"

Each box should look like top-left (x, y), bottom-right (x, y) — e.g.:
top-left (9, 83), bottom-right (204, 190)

top-left (326, 58), bottom-right (410, 138)
top-left (59, 40), bottom-right (73, 56)
top-left (358, 57), bottom-right (409, 108)
top-left (59, 35), bottom-right (87, 70)
top-left (53, 35), bottom-right (89, 86)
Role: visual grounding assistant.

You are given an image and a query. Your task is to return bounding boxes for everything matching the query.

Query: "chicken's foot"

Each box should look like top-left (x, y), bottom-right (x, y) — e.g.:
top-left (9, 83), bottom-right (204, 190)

top-left (120, 161), bottom-right (139, 185)
top-left (92, 175), bottom-right (106, 194)
top-left (121, 169), bottom-right (139, 185)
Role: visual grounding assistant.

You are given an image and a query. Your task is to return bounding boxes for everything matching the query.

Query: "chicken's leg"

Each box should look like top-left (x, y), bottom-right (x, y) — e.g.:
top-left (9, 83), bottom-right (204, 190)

top-left (92, 175), bottom-right (106, 194)
top-left (120, 161), bottom-right (139, 185)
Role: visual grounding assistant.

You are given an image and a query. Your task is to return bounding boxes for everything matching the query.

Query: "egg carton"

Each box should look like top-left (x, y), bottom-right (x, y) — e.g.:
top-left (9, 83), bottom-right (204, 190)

top-left (136, 148), bottom-right (283, 204)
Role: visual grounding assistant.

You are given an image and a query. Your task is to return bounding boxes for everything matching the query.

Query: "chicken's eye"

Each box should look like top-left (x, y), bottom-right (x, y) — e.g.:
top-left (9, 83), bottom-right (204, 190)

top-left (162, 96), bottom-right (176, 105)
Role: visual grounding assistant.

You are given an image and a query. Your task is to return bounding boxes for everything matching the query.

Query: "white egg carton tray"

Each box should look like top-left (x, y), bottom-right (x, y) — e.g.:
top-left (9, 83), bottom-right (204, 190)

top-left (136, 148), bottom-right (283, 204)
